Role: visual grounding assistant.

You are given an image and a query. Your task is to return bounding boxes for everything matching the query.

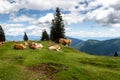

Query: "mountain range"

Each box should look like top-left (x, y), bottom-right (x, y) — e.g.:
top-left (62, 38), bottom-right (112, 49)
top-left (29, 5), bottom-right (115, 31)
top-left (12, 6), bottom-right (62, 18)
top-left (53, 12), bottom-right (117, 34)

top-left (73, 38), bottom-right (120, 56)
top-left (66, 37), bottom-right (83, 46)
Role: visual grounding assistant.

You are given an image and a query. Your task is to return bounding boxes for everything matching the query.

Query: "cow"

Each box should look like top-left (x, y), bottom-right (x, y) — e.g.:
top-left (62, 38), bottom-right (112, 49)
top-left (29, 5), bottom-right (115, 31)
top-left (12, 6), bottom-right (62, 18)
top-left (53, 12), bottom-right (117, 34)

top-left (48, 44), bottom-right (61, 51)
top-left (59, 38), bottom-right (72, 46)
top-left (48, 42), bottom-right (61, 51)
top-left (28, 41), bottom-right (43, 49)
top-left (13, 41), bottom-right (26, 50)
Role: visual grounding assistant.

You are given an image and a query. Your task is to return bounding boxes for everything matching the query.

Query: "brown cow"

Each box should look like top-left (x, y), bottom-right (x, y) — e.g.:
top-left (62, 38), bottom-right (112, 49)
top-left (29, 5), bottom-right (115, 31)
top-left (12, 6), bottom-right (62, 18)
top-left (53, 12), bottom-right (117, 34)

top-left (59, 38), bottom-right (72, 46)
top-left (13, 41), bottom-right (26, 50)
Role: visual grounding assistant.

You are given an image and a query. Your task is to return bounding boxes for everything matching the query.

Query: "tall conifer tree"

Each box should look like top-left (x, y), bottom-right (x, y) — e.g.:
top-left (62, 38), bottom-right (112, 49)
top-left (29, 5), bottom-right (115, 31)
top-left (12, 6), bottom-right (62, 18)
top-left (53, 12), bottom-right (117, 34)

top-left (23, 32), bottom-right (28, 41)
top-left (50, 7), bottom-right (65, 43)
top-left (114, 51), bottom-right (118, 57)
top-left (0, 25), bottom-right (6, 41)
top-left (41, 30), bottom-right (49, 41)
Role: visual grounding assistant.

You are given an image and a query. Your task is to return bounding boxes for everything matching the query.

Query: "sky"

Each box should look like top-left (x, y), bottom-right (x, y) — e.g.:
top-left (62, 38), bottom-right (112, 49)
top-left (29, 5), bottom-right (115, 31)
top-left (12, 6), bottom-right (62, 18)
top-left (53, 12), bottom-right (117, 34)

top-left (0, 0), bottom-right (120, 40)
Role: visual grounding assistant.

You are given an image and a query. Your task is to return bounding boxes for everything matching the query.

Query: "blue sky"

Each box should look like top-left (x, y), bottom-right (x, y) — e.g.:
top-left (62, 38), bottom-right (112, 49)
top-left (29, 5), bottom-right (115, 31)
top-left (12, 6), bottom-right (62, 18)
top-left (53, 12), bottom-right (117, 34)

top-left (0, 0), bottom-right (120, 40)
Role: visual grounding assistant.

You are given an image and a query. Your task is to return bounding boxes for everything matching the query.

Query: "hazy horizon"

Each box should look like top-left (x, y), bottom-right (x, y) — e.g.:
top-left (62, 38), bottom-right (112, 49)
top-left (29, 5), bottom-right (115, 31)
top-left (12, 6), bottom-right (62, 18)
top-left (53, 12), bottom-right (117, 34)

top-left (5, 35), bottom-right (119, 41)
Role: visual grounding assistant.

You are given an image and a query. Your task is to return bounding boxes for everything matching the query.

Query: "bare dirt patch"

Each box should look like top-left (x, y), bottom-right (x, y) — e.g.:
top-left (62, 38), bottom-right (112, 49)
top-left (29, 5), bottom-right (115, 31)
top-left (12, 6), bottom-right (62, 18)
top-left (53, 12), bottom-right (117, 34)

top-left (27, 63), bottom-right (67, 80)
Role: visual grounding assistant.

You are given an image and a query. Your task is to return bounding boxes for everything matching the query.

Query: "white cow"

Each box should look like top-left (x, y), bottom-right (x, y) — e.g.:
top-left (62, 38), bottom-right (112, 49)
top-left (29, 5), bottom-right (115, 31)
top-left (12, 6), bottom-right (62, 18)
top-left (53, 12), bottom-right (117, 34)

top-left (49, 45), bottom-right (61, 51)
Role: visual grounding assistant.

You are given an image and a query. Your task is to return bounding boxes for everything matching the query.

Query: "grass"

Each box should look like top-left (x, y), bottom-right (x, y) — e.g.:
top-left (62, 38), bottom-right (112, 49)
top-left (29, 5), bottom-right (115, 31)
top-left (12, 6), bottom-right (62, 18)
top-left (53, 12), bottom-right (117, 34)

top-left (0, 41), bottom-right (120, 80)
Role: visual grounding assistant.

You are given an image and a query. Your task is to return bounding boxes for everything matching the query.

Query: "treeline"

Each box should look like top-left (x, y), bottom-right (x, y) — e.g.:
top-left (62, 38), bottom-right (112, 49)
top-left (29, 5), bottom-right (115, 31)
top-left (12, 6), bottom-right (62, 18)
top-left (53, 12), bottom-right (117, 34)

top-left (0, 7), bottom-right (65, 42)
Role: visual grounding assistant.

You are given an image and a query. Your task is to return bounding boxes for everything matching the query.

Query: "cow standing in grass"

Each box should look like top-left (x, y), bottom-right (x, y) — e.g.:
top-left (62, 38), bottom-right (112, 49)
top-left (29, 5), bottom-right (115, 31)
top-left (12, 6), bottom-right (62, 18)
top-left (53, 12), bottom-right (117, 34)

top-left (59, 38), bottom-right (72, 46)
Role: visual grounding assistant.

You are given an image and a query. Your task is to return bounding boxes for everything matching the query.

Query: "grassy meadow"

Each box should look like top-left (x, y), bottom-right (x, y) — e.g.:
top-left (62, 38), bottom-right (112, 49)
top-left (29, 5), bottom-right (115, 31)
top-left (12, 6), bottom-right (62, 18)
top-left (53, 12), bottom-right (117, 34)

top-left (0, 41), bottom-right (120, 80)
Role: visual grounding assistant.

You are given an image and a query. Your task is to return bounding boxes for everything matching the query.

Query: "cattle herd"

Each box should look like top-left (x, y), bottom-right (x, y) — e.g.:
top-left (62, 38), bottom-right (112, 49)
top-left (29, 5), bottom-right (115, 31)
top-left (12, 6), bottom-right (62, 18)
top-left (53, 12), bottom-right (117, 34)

top-left (0, 38), bottom-right (72, 51)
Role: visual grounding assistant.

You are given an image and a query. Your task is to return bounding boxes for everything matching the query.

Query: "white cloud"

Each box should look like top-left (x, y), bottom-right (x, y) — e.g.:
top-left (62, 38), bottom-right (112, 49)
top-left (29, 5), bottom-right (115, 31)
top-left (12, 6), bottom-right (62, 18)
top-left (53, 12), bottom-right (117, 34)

top-left (0, 0), bottom-right (20, 14)
top-left (0, 0), bottom-right (12, 13)
top-left (63, 13), bottom-right (85, 25)
top-left (23, 0), bottom-right (78, 11)
top-left (1, 23), bottom-right (50, 36)
top-left (84, 0), bottom-right (120, 27)
top-left (109, 28), bottom-right (116, 32)
top-left (111, 23), bottom-right (120, 28)
top-left (0, 0), bottom-right (79, 13)
top-left (1, 0), bottom-right (120, 28)
top-left (1, 23), bottom-right (25, 36)
top-left (66, 28), bottom-right (120, 38)
top-left (38, 13), bottom-right (54, 24)
top-left (1, 12), bottom-right (53, 36)
top-left (2, 23), bottom-right (24, 27)
top-left (65, 27), bottom-right (71, 31)
top-left (29, 13), bottom-right (54, 29)
top-left (10, 15), bottom-right (35, 22)
top-left (6, 28), bottom-right (25, 36)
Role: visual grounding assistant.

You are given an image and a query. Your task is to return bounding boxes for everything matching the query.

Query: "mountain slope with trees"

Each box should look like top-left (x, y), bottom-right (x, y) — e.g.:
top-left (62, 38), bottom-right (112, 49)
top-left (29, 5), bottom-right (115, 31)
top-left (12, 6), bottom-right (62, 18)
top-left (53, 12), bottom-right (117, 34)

top-left (73, 38), bottom-right (120, 56)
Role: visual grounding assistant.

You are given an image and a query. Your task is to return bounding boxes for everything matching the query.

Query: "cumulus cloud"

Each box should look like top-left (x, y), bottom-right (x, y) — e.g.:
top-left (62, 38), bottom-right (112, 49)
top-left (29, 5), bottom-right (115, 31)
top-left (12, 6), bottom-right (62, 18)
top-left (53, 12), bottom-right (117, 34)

top-left (10, 15), bottom-right (35, 22)
top-left (1, 0), bottom-right (120, 28)
top-left (1, 23), bottom-right (50, 36)
top-left (85, 0), bottom-right (120, 27)
top-left (66, 29), bottom-right (120, 38)
top-left (0, 0), bottom-right (21, 14)
top-left (1, 12), bottom-right (54, 36)
top-left (1, 0), bottom-right (120, 37)
top-left (29, 13), bottom-right (54, 29)
top-left (63, 13), bottom-right (85, 25)
top-left (0, 0), bottom-right (78, 13)
top-left (37, 13), bottom-right (54, 24)
top-left (22, 0), bottom-right (78, 11)
top-left (2, 23), bottom-right (24, 27)
top-left (1, 23), bottom-right (25, 36)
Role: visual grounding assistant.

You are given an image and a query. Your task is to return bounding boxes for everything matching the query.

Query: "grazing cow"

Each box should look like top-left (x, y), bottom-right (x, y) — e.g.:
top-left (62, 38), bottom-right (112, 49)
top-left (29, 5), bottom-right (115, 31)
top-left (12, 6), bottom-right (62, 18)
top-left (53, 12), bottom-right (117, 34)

top-left (48, 44), bottom-right (61, 51)
top-left (13, 41), bottom-right (26, 50)
top-left (59, 38), bottom-right (72, 46)
top-left (28, 42), bottom-right (43, 49)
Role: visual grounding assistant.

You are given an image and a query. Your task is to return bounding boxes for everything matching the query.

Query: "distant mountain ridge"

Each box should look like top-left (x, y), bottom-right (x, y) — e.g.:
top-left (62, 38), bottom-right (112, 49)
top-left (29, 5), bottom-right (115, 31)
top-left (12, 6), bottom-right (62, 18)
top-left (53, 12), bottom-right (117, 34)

top-left (66, 37), bottom-right (83, 46)
top-left (73, 38), bottom-right (120, 56)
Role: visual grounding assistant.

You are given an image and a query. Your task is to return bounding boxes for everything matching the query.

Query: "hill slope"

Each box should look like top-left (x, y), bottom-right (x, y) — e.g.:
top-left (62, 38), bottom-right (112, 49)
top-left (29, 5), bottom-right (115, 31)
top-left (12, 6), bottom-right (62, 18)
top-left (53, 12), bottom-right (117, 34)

top-left (74, 38), bottom-right (120, 56)
top-left (0, 41), bottom-right (120, 80)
